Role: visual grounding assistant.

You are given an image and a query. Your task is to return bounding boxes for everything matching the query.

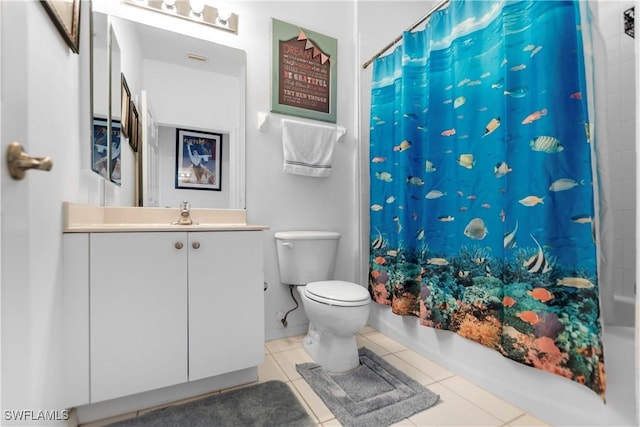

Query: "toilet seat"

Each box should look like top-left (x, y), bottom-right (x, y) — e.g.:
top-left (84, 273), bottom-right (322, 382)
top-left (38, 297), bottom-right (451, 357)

top-left (304, 280), bottom-right (370, 307)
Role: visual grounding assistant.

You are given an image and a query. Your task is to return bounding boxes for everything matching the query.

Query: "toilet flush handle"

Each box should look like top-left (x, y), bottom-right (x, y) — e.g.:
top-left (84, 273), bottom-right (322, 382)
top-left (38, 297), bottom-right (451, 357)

top-left (283, 242), bottom-right (294, 249)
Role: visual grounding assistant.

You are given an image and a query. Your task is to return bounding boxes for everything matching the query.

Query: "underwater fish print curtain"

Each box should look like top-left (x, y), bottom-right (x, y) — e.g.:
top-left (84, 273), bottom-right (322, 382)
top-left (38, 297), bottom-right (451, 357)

top-left (369, 0), bottom-right (605, 397)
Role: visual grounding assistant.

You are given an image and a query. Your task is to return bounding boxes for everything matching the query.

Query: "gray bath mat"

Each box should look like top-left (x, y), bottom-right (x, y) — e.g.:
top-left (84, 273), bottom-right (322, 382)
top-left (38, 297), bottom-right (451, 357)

top-left (296, 347), bottom-right (439, 427)
top-left (106, 380), bottom-right (315, 427)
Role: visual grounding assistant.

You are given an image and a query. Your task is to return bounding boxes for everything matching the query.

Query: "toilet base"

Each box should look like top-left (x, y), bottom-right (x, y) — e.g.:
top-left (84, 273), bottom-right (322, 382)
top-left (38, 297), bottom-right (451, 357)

top-left (303, 323), bottom-right (361, 373)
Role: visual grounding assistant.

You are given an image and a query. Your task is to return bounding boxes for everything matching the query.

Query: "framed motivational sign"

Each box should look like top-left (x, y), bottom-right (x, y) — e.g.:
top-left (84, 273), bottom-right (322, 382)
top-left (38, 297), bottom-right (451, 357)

top-left (272, 18), bottom-right (337, 123)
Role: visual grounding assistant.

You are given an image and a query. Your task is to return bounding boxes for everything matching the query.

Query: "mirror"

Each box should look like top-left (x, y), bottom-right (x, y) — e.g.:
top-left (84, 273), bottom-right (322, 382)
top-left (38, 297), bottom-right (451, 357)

top-left (90, 9), bottom-right (246, 209)
top-left (108, 25), bottom-right (122, 186)
top-left (91, 12), bottom-right (109, 180)
top-left (91, 14), bottom-right (122, 186)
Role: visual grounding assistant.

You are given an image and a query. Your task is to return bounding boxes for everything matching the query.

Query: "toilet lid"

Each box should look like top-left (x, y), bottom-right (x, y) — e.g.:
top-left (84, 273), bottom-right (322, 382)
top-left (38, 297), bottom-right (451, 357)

top-left (305, 281), bottom-right (371, 307)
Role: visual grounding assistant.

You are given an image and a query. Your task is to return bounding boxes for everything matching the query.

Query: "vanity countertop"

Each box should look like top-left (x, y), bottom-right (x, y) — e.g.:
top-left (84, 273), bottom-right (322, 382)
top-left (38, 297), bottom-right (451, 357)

top-left (63, 202), bottom-right (269, 233)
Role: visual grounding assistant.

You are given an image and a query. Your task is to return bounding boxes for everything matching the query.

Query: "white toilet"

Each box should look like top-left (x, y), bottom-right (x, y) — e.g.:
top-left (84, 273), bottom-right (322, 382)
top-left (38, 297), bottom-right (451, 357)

top-left (274, 231), bottom-right (371, 373)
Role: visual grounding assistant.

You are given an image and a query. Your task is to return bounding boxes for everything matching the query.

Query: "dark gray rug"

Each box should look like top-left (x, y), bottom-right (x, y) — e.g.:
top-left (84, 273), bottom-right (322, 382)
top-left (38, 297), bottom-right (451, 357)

top-left (106, 380), bottom-right (315, 427)
top-left (296, 347), bottom-right (439, 427)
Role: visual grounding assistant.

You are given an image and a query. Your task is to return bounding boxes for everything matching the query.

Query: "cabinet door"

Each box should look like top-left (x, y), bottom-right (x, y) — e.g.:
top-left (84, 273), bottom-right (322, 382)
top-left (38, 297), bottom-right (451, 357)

top-left (188, 231), bottom-right (264, 381)
top-left (90, 232), bottom-right (188, 402)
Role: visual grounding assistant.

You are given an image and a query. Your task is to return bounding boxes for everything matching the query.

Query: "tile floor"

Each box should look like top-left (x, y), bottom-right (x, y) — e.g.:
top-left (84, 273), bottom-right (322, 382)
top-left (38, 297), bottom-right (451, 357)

top-left (262, 327), bottom-right (550, 427)
top-left (83, 327), bottom-right (551, 427)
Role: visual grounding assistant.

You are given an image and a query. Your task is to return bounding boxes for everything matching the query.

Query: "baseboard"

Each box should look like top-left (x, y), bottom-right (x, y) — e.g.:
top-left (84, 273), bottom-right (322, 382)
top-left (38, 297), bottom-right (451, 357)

top-left (74, 367), bottom-right (257, 424)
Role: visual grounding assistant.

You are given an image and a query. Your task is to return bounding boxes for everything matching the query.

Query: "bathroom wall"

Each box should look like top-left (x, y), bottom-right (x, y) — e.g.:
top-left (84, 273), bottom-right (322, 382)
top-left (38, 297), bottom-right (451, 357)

top-left (238, 2), bottom-right (360, 340)
top-left (597, 1), bottom-right (637, 326)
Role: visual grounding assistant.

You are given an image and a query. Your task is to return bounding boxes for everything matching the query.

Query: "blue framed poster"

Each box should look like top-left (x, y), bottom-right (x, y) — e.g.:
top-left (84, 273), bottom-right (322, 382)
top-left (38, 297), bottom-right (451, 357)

top-left (92, 117), bottom-right (121, 185)
top-left (175, 128), bottom-right (222, 191)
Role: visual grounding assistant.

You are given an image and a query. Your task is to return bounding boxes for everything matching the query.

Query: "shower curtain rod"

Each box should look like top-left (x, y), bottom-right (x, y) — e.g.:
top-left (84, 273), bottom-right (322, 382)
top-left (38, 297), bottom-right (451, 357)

top-left (362, 0), bottom-right (450, 69)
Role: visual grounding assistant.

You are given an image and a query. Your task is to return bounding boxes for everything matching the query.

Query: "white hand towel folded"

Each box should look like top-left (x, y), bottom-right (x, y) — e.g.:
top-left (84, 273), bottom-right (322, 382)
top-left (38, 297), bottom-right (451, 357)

top-left (281, 119), bottom-right (346, 177)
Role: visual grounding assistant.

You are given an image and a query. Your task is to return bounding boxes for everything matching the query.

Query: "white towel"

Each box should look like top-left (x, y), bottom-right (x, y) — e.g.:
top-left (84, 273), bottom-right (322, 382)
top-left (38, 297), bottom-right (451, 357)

top-left (281, 119), bottom-right (346, 177)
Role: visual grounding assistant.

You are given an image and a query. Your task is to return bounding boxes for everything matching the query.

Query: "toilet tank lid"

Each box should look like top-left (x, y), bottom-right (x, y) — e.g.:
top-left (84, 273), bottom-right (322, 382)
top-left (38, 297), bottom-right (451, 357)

top-left (274, 231), bottom-right (340, 240)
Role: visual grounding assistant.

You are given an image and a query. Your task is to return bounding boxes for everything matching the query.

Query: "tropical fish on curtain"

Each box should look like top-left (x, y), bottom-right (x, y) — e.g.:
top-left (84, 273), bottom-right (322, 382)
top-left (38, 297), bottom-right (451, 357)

top-left (368, 0), bottom-right (605, 398)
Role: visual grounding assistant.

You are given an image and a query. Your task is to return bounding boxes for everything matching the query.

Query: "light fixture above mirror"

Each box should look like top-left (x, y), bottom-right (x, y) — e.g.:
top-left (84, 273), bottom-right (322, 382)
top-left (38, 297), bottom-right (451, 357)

top-left (124, 0), bottom-right (239, 34)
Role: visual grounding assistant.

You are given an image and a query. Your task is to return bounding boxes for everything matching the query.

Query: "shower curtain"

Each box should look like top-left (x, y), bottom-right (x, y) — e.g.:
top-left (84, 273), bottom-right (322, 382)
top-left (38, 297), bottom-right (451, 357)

top-left (368, 0), bottom-right (605, 398)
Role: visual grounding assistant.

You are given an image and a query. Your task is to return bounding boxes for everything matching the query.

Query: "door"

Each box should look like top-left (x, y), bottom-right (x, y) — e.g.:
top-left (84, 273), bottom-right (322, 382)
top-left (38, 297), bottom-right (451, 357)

top-left (141, 90), bottom-right (160, 206)
top-left (1, 1), bottom-right (91, 416)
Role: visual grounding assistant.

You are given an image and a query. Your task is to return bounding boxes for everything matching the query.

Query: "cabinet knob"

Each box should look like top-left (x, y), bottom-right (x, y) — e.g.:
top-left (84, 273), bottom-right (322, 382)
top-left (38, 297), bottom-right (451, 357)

top-left (175, 242), bottom-right (184, 250)
top-left (192, 241), bottom-right (201, 249)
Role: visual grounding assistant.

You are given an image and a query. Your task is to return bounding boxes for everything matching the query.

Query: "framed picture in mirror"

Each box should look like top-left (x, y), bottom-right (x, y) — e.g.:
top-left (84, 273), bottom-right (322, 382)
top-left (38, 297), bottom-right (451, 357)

top-left (121, 73), bottom-right (131, 138)
top-left (92, 117), bottom-right (110, 179)
top-left (137, 115), bottom-right (143, 154)
top-left (130, 101), bottom-right (139, 152)
top-left (41, 0), bottom-right (81, 54)
top-left (110, 120), bottom-right (122, 186)
top-left (175, 129), bottom-right (222, 191)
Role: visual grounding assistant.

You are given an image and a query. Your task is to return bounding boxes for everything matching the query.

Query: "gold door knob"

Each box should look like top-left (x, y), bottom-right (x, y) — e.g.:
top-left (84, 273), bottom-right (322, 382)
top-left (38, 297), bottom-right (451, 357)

top-left (6, 142), bottom-right (53, 180)
top-left (192, 241), bottom-right (200, 249)
top-left (175, 242), bottom-right (184, 249)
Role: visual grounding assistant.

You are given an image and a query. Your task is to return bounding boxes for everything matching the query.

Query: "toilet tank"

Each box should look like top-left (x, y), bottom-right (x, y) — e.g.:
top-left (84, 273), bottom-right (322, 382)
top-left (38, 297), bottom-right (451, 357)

top-left (274, 231), bottom-right (340, 285)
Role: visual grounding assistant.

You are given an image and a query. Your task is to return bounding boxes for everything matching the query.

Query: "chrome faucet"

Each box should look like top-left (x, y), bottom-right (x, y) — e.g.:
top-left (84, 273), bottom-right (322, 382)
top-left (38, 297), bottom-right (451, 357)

top-left (176, 200), bottom-right (193, 225)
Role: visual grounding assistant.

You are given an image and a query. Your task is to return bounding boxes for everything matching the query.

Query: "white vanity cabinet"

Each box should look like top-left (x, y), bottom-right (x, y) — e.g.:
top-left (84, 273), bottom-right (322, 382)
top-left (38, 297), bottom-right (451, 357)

top-left (65, 228), bottom-right (265, 406)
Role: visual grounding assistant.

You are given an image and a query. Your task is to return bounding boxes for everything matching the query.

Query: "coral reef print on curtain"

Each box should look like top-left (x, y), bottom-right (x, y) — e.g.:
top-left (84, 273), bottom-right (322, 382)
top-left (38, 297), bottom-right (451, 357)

top-left (369, 0), bottom-right (605, 398)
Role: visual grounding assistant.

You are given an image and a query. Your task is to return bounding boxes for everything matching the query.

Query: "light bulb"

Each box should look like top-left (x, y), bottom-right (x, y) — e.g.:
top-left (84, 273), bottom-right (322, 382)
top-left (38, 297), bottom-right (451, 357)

top-left (162, 0), bottom-right (176, 11)
top-left (189, 0), bottom-right (205, 15)
top-left (216, 6), bottom-right (232, 25)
